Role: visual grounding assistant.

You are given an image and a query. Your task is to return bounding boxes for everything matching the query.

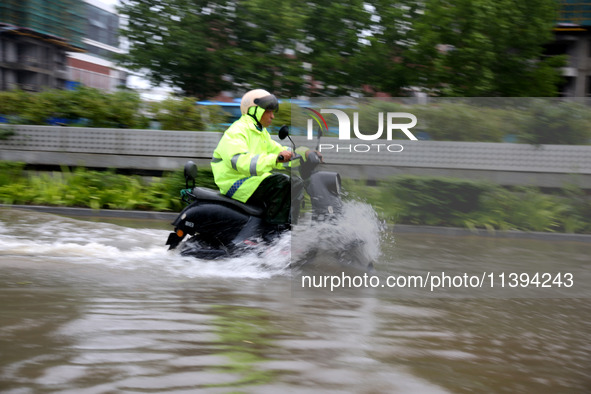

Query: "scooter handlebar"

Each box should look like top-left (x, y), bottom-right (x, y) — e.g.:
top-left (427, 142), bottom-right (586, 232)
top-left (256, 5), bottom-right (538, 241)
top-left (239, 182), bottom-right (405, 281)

top-left (278, 152), bottom-right (324, 165)
top-left (277, 152), bottom-right (302, 162)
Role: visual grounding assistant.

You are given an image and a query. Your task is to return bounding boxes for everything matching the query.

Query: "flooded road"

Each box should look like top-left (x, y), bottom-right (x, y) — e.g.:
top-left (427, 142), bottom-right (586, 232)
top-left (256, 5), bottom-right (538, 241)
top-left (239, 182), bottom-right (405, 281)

top-left (0, 207), bottom-right (590, 393)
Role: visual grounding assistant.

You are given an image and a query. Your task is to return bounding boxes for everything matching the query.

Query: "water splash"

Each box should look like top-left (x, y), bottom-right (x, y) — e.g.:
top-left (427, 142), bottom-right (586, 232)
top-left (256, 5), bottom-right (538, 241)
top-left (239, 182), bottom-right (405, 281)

top-left (0, 209), bottom-right (292, 279)
top-left (291, 200), bottom-right (386, 269)
top-left (0, 203), bottom-right (384, 279)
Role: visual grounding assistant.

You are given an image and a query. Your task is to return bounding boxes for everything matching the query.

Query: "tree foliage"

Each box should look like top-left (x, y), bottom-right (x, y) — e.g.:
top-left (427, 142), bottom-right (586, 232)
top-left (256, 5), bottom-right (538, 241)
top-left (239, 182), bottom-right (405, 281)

top-left (406, 0), bottom-right (564, 96)
top-left (0, 88), bottom-right (235, 131)
top-left (0, 87), bottom-right (147, 128)
top-left (117, 0), bottom-right (310, 98)
top-left (117, 0), bottom-right (564, 98)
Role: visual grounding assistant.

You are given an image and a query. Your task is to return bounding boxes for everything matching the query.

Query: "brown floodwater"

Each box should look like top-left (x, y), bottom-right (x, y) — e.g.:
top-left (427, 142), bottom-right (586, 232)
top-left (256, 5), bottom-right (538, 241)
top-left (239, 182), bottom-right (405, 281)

top-left (0, 207), bottom-right (590, 393)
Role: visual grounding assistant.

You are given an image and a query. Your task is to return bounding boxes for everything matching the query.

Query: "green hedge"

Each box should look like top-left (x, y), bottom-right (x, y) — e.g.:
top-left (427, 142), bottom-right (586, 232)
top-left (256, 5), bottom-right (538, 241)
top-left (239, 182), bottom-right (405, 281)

top-left (343, 175), bottom-right (591, 234)
top-left (0, 87), bottom-right (230, 131)
top-left (379, 176), bottom-right (494, 226)
top-left (0, 87), bottom-right (147, 128)
top-left (2, 161), bottom-right (590, 234)
top-left (0, 161), bottom-right (216, 212)
top-left (352, 99), bottom-right (591, 144)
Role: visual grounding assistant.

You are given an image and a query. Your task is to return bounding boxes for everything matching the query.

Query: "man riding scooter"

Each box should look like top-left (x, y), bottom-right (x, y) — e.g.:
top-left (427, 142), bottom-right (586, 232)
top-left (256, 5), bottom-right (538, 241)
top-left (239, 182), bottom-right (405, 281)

top-left (166, 92), bottom-right (372, 268)
top-left (210, 89), bottom-right (320, 227)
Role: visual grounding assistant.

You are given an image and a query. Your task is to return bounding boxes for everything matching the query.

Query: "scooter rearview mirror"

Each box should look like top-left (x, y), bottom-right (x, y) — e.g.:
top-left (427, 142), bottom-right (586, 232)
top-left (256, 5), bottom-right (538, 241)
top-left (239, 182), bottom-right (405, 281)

top-left (184, 161), bottom-right (198, 188)
top-left (278, 125), bottom-right (289, 140)
top-left (278, 124), bottom-right (296, 152)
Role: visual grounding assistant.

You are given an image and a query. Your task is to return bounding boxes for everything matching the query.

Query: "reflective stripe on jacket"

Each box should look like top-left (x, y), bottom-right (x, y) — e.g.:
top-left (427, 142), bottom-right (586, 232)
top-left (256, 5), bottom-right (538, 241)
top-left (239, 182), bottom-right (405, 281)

top-left (211, 115), bottom-right (288, 203)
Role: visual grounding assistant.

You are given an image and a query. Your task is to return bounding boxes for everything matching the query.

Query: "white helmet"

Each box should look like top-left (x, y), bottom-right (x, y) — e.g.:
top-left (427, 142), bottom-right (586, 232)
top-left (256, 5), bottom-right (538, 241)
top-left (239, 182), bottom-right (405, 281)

top-left (240, 89), bottom-right (279, 116)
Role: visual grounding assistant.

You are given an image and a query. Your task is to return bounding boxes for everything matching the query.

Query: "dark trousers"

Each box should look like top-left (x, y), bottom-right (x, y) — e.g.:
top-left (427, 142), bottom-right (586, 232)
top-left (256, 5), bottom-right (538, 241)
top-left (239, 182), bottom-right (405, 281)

top-left (246, 173), bottom-right (304, 225)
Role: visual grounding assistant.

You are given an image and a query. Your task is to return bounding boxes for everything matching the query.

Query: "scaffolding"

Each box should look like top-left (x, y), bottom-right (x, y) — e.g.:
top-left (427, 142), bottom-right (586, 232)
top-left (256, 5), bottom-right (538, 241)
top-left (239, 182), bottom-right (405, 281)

top-left (0, 0), bottom-right (86, 92)
top-left (0, 0), bottom-right (84, 48)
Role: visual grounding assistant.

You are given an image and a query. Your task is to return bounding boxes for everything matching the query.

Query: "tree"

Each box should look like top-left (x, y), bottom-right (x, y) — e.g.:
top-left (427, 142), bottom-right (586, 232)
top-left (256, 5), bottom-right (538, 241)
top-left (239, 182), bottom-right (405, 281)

top-left (117, 0), bottom-right (310, 98)
top-left (117, 0), bottom-right (230, 98)
top-left (405, 0), bottom-right (564, 96)
top-left (219, 0), bottom-right (309, 97)
top-left (117, 0), bottom-right (389, 97)
top-left (117, 0), bottom-right (564, 98)
top-left (297, 0), bottom-right (375, 96)
top-left (351, 0), bottom-right (422, 96)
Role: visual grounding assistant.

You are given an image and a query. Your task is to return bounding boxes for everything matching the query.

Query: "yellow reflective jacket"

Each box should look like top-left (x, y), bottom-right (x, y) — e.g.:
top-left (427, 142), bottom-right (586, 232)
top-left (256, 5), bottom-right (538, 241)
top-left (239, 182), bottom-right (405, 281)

top-left (211, 115), bottom-right (289, 203)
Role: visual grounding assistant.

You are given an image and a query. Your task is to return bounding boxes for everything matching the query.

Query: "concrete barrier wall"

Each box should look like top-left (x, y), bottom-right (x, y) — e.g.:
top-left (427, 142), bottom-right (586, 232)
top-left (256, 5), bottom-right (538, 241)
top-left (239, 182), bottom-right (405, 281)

top-left (1, 125), bottom-right (590, 188)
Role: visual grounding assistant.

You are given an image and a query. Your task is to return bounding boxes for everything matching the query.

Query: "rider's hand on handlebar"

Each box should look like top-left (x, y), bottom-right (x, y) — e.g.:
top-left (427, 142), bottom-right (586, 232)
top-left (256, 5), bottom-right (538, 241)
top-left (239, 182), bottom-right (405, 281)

top-left (277, 150), bottom-right (293, 163)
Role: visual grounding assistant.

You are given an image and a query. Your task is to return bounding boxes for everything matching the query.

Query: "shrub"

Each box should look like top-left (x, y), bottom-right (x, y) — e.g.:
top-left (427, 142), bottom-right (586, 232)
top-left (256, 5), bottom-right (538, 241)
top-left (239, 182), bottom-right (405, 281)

top-left (412, 101), bottom-right (510, 142)
top-left (149, 97), bottom-right (206, 131)
top-left (1, 163), bottom-right (589, 234)
top-left (472, 187), bottom-right (566, 232)
top-left (380, 175), bottom-right (494, 226)
top-left (353, 174), bottom-right (591, 234)
top-left (516, 99), bottom-right (591, 145)
top-left (0, 165), bottom-right (216, 211)
top-left (0, 87), bottom-right (148, 128)
top-left (558, 185), bottom-right (591, 233)
top-left (0, 161), bottom-right (25, 186)
top-left (0, 90), bottom-right (30, 122)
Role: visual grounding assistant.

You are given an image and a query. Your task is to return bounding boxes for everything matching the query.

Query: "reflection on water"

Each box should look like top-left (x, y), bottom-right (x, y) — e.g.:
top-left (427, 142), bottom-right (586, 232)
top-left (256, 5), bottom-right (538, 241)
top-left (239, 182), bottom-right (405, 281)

top-left (0, 208), bottom-right (590, 393)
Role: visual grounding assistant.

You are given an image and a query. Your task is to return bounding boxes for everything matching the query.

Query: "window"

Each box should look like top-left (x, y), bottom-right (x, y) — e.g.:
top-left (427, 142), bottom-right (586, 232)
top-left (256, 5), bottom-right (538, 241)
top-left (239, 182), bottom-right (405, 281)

top-left (86, 4), bottom-right (119, 47)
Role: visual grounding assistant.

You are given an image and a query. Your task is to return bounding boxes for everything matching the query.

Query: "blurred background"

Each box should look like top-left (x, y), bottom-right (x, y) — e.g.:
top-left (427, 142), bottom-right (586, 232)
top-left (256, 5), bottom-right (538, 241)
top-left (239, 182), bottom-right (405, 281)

top-left (1, 0), bottom-right (590, 103)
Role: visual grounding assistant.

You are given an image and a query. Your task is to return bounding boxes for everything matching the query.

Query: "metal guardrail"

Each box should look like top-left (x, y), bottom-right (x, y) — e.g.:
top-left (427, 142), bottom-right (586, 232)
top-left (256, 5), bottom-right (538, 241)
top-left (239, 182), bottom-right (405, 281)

top-left (0, 125), bottom-right (219, 157)
top-left (0, 125), bottom-right (222, 171)
top-left (1, 125), bottom-right (591, 188)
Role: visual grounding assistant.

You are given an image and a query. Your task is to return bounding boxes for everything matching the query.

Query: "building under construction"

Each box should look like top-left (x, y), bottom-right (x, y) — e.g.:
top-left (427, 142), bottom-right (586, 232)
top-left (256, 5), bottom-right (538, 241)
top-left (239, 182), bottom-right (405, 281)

top-left (0, 0), bottom-right (85, 91)
top-left (551, 0), bottom-right (591, 96)
top-left (0, 0), bottom-right (124, 93)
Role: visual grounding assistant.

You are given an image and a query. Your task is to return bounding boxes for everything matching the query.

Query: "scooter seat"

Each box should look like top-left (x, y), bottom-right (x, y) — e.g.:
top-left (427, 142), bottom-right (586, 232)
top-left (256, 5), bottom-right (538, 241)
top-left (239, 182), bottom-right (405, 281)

top-left (192, 187), bottom-right (264, 217)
